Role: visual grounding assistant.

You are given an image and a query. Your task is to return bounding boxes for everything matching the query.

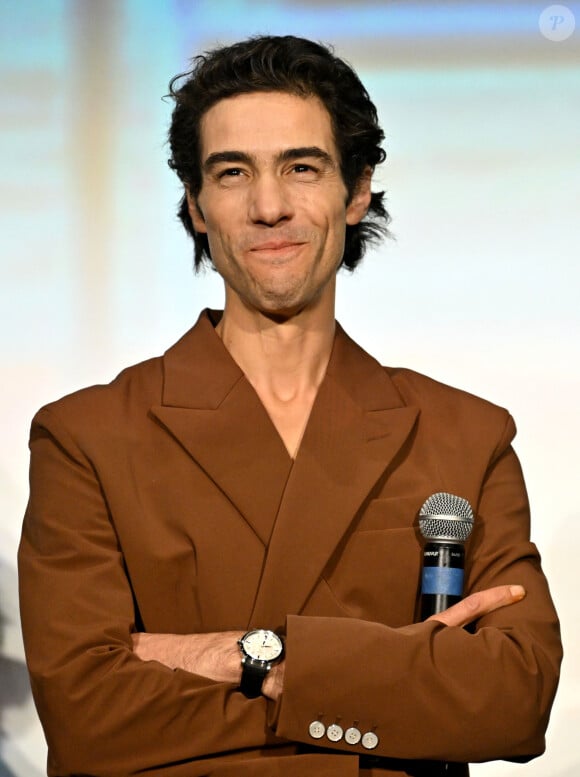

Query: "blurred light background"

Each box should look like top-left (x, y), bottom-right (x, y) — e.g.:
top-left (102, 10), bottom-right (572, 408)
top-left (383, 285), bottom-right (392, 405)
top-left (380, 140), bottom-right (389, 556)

top-left (1, 1), bottom-right (578, 775)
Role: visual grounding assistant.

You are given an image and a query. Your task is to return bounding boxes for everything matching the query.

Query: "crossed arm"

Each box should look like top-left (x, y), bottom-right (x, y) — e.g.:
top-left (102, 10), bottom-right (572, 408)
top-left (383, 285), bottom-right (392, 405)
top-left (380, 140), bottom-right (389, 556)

top-left (20, 404), bottom-right (561, 773)
top-left (132, 583), bottom-right (527, 701)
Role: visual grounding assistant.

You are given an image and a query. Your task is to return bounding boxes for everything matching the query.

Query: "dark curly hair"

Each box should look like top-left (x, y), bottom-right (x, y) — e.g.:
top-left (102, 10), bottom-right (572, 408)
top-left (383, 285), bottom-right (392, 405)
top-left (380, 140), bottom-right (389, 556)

top-left (167, 35), bottom-right (390, 271)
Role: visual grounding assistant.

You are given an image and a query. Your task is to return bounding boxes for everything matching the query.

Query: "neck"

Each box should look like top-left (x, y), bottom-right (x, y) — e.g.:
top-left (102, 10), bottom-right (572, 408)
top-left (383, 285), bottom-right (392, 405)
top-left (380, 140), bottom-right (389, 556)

top-left (216, 290), bottom-right (336, 403)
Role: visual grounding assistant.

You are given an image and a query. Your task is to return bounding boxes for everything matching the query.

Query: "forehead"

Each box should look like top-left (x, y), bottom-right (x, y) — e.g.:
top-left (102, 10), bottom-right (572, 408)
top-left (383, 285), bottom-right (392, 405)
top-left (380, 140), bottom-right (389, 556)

top-left (199, 91), bottom-right (338, 160)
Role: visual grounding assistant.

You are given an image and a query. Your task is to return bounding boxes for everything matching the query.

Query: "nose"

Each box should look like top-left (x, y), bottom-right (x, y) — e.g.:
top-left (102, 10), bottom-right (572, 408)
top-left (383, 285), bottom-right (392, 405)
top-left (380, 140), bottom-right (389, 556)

top-left (247, 173), bottom-right (294, 226)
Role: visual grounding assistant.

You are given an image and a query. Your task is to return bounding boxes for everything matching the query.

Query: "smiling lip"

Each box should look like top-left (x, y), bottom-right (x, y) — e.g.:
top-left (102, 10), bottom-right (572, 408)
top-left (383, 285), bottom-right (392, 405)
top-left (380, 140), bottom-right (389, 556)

top-left (250, 241), bottom-right (305, 252)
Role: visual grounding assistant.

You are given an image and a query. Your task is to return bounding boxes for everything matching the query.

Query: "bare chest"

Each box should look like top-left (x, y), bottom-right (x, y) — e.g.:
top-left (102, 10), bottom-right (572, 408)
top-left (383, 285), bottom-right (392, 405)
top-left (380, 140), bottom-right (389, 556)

top-left (257, 393), bottom-right (316, 459)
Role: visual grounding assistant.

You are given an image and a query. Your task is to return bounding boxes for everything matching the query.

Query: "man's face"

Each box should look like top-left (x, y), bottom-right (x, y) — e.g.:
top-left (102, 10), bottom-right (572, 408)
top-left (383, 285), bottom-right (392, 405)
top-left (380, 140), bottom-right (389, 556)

top-left (188, 91), bottom-right (370, 319)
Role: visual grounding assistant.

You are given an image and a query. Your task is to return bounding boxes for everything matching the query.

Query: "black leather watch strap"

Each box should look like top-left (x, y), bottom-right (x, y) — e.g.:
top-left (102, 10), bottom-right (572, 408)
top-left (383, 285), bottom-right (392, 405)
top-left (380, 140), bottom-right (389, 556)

top-left (239, 660), bottom-right (268, 698)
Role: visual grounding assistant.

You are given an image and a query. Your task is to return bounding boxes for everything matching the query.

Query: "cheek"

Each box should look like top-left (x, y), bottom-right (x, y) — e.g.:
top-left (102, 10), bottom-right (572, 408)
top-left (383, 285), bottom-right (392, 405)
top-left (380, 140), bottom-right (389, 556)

top-left (301, 194), bottom-right (347, 234)
top-left (205, 230), bottom-right (229, 261)
top-left (326, 204), bottom-right (348, 244)
top-left (205, 224), bottom-right (245, 271)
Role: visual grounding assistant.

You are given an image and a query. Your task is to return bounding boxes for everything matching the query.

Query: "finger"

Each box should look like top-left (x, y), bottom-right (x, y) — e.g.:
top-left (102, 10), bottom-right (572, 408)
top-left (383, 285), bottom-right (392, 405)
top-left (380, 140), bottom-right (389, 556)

top-left (427, 585), bottom-right (526, 628)
top-left (131, 633), bottom-right (147, 654)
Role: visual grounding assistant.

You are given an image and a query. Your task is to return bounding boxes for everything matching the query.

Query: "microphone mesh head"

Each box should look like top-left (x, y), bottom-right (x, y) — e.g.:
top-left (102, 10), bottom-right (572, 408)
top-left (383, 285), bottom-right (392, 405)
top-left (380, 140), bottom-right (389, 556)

top-left (419, 492), bottom-right (474, 543)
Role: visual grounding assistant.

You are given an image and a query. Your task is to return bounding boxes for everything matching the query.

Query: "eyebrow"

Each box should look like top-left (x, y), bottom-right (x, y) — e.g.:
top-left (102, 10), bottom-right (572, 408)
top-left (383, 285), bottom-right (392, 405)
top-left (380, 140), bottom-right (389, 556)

top-left (202, 146), bottom-right (336, 174)
top-left (203, 151), bottom-right (252, 172)
top-left (279, 147), bottom-right (335, 167)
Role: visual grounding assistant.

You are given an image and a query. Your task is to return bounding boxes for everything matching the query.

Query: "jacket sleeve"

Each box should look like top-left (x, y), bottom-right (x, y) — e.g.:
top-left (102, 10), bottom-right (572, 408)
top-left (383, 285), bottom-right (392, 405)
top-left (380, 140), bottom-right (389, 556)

top-left (18, 407), bottom-right (284, 777)
top-left (272, 414), bottom-right (562, 764)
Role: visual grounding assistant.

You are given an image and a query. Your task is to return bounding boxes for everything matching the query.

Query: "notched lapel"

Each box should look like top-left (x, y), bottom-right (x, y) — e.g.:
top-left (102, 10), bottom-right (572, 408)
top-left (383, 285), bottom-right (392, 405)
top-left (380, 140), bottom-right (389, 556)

top-left (249, 328), bottom-right (420, 629)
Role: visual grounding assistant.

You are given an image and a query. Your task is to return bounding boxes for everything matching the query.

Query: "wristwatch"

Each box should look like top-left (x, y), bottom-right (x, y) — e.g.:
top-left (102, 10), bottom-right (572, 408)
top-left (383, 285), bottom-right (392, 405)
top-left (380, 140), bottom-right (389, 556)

top-left (238, 629), bottom-right (284, 698)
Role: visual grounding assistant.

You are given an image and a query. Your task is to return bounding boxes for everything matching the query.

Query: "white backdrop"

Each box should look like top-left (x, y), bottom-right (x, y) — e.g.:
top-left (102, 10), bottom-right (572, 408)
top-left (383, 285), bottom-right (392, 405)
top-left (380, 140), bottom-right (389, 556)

top-left (1, 1), bottom-right (578, 775)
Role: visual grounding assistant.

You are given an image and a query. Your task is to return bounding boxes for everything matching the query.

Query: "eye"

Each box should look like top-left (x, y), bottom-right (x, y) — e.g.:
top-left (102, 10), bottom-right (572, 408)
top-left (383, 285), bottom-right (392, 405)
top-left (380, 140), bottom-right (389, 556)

top-left (289, 163), bottom-right (321, 182)
top-left (218, 167), bottom-right (243, 178)
top-left (292, 163), bottom-right (316, 174)
top-left (215, 167), bottom-right (248, 187)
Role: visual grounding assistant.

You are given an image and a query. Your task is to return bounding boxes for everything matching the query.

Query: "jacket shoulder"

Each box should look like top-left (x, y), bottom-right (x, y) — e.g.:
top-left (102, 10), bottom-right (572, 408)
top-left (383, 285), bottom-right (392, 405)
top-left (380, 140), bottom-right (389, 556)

top-left (386, 366), bottom-right (515, 451)
top-left (31, 355), bottom-right (163, 437)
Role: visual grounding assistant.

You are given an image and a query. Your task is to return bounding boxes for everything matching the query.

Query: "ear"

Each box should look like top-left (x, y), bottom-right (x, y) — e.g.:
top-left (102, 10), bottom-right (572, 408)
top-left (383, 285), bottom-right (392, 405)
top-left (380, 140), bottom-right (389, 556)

top-left (345, 167), bottom-right (372, 226)
top-left (185, 186), bottom-right (207, 234)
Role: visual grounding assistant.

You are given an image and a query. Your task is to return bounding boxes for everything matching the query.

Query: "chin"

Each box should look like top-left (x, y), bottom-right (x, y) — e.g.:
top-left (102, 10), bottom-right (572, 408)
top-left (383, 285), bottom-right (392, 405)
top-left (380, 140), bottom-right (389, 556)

top-left (240, 275), bottom-right (328, 320)
top-left (247, 282), bottom-right (303, 315)
top-left (256, 302), bottom-right (304, 323)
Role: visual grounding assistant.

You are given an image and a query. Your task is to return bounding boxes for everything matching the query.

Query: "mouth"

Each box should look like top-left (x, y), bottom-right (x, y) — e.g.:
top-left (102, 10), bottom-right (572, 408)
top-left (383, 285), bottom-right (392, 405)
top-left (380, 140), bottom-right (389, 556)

top-left (247, 241), bottom-right (307, 266)
top-left (249, 241), bottom-right (306, 253)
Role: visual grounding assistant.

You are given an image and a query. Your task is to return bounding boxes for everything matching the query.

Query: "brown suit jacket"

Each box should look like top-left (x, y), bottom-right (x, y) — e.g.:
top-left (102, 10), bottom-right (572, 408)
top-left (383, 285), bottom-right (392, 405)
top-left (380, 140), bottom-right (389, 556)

top-left (19, 310), bottom-right (562, 777)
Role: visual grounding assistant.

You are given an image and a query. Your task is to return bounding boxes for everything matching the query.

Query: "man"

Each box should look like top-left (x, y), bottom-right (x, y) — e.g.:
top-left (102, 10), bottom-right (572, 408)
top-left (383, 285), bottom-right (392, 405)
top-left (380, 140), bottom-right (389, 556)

top-left (19, 35), bottom-right (561, 777)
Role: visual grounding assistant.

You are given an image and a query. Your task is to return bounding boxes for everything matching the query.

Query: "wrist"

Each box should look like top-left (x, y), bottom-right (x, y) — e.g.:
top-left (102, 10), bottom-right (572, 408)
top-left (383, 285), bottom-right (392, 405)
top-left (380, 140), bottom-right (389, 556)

top-left (237, 629), bottom-right (284, 698)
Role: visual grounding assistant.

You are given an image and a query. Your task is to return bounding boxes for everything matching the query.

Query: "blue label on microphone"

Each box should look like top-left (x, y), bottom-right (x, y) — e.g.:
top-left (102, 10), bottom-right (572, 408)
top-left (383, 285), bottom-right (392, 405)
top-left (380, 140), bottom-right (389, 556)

top-left (422, 567), bottom-right (464, 596)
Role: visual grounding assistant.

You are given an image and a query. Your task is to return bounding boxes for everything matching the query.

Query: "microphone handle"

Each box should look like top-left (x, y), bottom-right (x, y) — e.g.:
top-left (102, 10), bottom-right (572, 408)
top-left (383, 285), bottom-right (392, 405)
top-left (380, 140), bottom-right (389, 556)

top-left (420, 540), bottom-right (469, 774)
top-left (420, 541), bottom-right (465, 620)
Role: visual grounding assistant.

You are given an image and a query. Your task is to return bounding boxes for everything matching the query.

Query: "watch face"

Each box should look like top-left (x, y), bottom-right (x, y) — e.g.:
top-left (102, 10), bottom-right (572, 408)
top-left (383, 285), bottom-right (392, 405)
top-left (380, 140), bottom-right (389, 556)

top-left (242, 630), bottom-right (283, 661)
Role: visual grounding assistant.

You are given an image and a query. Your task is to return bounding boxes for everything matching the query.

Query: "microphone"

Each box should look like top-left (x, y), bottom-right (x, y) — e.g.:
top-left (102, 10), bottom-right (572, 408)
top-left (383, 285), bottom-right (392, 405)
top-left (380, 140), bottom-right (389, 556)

top-left (418, 492), bottom-right (474, 619)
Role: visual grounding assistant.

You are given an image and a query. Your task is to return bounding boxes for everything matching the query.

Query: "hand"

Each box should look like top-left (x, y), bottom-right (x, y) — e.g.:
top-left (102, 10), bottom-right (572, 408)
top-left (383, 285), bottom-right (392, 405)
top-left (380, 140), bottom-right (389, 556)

top-left (262, 661), bottom-right (285, 702)
top-left (427, 584), bottom-right (526, 628)
top-left (132, 631), bottom-right (244, 685)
